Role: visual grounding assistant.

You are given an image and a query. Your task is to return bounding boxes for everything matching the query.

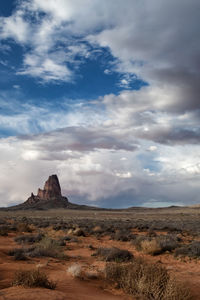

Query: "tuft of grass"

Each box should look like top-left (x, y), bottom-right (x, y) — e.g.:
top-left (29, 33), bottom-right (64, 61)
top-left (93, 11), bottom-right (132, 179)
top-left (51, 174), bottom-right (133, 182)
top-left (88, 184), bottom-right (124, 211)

top-left (140, 239), bottom-right (162, 255)
top-left (67, 264), bottom-right (82, 278)
top-left (16, 223), bottom-right (32, 233)
top-left (12, 269), bottom-right (56, 289)
top-left (105, 258), bottom-right (191, 299)
top-left (94, 247), bottom-right (133, 262)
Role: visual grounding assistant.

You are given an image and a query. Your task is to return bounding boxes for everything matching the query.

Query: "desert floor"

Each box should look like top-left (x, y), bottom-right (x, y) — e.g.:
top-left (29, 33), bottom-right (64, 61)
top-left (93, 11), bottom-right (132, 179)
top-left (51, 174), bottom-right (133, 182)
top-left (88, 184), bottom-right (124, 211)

top-left (0, 207), bottom-right (200, 299)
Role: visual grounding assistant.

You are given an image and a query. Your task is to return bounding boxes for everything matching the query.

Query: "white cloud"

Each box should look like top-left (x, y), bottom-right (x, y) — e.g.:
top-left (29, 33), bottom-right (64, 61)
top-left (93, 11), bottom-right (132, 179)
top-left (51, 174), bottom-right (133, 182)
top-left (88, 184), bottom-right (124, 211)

top-left (1, 132), bottom-right (200, 207)
top-left (18, 55), bottom-right (72, 82)
top-left (0, 0), bottom-right (200, 207)
top-left (0, 11), bottom-right (30, 43)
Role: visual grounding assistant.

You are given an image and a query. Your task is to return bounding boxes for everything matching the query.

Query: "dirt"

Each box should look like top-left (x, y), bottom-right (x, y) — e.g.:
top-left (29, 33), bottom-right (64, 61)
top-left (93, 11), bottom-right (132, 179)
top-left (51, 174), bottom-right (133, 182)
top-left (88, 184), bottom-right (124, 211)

top-left (0, 227), bottom-right (200, 299)
top-left (0, 234), bottom-right (129, 300)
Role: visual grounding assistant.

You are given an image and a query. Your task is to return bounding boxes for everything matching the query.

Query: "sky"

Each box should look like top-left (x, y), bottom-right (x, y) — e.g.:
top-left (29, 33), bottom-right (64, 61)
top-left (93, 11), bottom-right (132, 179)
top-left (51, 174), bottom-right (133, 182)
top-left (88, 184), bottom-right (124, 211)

top-left (0, 0), bottom-right (200, 208)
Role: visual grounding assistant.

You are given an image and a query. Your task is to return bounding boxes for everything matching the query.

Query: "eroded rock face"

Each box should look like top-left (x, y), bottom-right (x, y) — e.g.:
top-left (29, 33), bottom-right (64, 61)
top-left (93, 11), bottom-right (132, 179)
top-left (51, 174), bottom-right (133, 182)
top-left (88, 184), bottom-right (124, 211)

top-left (37, 175), bottom-right (62, 199)
top-left (26, 174), bottom-right (68, 206)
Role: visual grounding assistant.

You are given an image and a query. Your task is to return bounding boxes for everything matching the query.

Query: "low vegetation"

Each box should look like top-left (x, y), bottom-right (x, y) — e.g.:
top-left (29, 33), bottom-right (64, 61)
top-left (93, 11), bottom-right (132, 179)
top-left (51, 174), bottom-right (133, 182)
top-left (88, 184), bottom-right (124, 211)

top-left (12, 269), bottom-right (56, 289)
top-left (174, 241), bottom-right (200, 258)
top-left (9, 248), bottom-right (27, 261)
top-left (9, 236), bottom-right (67, 260)
top-left (94, 247), bottom-right (133, 262)
top-left (14, 233), bottom-right (44, 244)
top-left (105, 258), bottom-right (191, 299)
top-left (67, 264), bottom-right (82, 278)
top-left (0, 225), bottom-right (9, 236)
top-left (132, 235), bottom-right (179, 255)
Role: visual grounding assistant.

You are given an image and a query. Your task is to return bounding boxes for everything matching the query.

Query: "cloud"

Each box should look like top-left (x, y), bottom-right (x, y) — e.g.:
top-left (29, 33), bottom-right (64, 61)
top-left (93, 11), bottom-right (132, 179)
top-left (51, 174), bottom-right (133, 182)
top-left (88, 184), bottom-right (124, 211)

top-left (1, 131), bottom-right (200, 208)
top-left (0, 0), bottom-right (200, 207)
top-left (0, 11), bottom-right (30, 43)
top-left (18, 55), bottom-right (72, 82)
top-left (0, 0), bottom-right (199, 98)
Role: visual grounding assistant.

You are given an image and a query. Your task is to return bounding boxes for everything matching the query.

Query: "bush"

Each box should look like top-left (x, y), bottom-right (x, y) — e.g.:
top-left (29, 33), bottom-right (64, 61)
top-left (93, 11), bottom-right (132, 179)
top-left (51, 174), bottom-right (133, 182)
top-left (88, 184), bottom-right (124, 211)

top-left (110, 230), bottom-right (135, 242)
top-left (133, 235), bottom-right (179, 255)
top-left (8, 248), bottom-right (27, 260)
top-left (174, 241), bottom-right (200, 258)
top-left (132, 236), bottom-right (151, 251)
top-left (10, 236), bottom-right (67, 260)
top-left (0, 226), bottom-right (9, 236)
top-left (105, 259), bottom-right (191, 299)
top-left (12, 269), bottom-right (56, 289)
top-left (73, 228), bottom-right (85, 237)
top-left (140, 239), bottom-right (162, 255)
top-left (27, 236), bottom-right (67, 259)
top-left (14, 233), bottom-right (44, 244)
top-left (94, 247), bottom-right (133, 262)
top-left (156, 235), bottom-right (179, 252)
top-left (16, 223), bottom-right (32, 233)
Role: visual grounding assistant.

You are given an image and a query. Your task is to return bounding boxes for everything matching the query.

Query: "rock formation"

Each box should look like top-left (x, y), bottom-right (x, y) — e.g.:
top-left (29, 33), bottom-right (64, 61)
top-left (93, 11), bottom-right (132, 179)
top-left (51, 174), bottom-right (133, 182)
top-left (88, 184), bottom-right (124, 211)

top-left (37, 174), bottom-right (62, 200)
top-left (4, 174), bottom-right (100, 210)
top-left (24, 174), bottom-right (69, 208)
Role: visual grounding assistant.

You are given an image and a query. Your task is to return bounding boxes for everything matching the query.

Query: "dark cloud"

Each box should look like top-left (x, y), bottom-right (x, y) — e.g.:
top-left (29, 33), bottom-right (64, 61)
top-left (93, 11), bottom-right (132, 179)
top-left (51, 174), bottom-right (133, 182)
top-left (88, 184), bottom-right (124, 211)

top-left (18, 126), bottom-right (139, 157)
top-left (137, 127), bottom-right (200, 145)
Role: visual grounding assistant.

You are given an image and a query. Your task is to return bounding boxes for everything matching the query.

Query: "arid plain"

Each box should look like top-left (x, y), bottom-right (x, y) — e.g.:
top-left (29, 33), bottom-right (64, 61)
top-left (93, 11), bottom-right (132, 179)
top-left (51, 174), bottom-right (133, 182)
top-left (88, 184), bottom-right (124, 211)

top-left (0, 207), bottom-right (200, 300)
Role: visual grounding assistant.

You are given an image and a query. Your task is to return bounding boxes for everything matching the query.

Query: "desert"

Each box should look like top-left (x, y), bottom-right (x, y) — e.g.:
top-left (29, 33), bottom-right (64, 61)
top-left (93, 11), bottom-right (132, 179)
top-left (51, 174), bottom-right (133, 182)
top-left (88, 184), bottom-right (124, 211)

top-left (0, 176), bottom-right (200, 299)
top-left (1, 0), bottom-right (200, 299)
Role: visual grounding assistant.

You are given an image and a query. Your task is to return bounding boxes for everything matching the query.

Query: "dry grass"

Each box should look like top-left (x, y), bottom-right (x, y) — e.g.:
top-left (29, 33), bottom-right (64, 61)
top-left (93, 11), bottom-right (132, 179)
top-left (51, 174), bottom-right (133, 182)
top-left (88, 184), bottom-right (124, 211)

top-left (16, 223), bottom-right (32, 233)
top-left (105, 258), bottom-right (191, 300)
top-left (141, 239), bottom-right (162, 255)
top-left (12, 269), bottom-right (56, 289)
top-left (27, 236), bottom-right (67, 259)
top-left (67, 264), bottom-right (82, 278)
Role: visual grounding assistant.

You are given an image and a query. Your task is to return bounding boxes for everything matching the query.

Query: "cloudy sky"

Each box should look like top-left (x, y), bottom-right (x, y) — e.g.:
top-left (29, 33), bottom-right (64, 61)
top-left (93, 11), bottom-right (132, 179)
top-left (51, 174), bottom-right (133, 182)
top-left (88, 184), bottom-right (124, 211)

top-left (0, 0), bottom-right (200, 208)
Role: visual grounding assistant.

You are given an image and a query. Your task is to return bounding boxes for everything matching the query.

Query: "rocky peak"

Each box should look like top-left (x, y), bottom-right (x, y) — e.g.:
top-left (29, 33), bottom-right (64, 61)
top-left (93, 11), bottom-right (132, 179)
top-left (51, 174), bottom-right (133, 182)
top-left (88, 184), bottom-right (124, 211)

top-left (37, 174), bottom-right (62, 200)
top-left (25, 174), bottom-right (68, 207)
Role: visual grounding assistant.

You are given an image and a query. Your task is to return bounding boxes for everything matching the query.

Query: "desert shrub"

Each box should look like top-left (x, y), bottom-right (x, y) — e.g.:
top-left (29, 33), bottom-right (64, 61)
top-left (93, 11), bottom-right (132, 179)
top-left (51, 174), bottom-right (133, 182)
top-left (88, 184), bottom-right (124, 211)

top-left (0, 226), bottom-right (9, 236)
top-left (57, 238), bottom-right (66, 246)
top-left (73, 228), bottom-right (85, 237)
top-left (8, 248), bottom-right (27, 260)
top-left (37, 221), bottom-right (50, 228)
top-left (16, 223), bottom-right (32, 233)
top-left (133, 235), bottom-right (179, 255)
top-left (132, 236), bottom-right (151, 251)
top-left (27, 236), bottom-right (67, 259)
top-left (140, 239), bottom-right (162, 255)
top-left (12, 269), bottom-right (56, 289)
top-left (146, 228), bottom-right (157, 237)
top-left (164, 277), bottom-right (192, 300)
top-left (156, 235), bottom-right (179, 252)
top-left (67, 264), bottom-right (82, 278)
top-left (88, 244), bottom-right (95, 250)
top-left (174, 241), bottom-right (200, 258)
top-left (92, 226), bottom-right (103, 234)
top-left (94, 247), bottom-right (133, 262)
top-left (110, 230), bottom-right (134, 242)
top-left (60, 235), bottom-right (72, 241)
top-left (60, 235), bottom-right (78, 243)
top-left (105, 259), bottom-right (191, 299)
top-left (14, 233), bottom-right (44, 244)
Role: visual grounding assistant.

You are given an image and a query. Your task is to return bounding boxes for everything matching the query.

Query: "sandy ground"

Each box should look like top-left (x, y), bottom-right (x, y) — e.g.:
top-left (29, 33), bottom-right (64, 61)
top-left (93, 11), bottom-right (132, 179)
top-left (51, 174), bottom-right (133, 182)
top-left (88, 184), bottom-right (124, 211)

top-left (0, 228), bottom-right (200, 299)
